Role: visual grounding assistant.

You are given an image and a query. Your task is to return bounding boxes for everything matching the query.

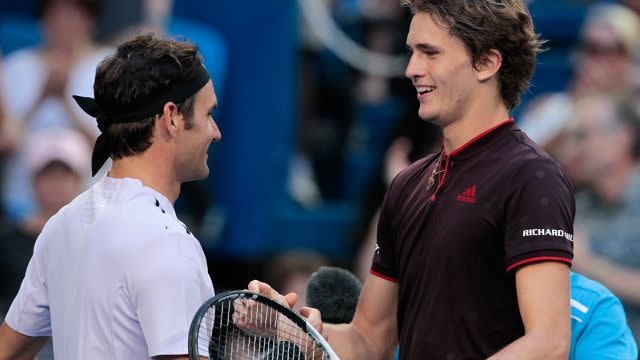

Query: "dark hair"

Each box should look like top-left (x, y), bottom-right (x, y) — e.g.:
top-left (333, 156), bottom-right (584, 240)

top-left (93, 34), bottom-right (201, 160)
top-left (37, 0), bottom-right (103, 20)
top-left (401, 0), bottom-right (544, 110)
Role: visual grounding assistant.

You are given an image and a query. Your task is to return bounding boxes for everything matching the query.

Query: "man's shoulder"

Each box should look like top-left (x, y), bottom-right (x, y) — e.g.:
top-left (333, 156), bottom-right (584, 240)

top-left (113, 197), bottom-right (197, 250)
top-left (497, 129), bottom-right (570, 183)
top-left (56, 182), bottom-right (199, 254)
top-left (501, 127), bottom-right (559, 166)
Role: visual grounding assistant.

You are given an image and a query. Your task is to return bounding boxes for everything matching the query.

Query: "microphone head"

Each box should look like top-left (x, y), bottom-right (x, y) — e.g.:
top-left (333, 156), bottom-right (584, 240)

top-left (306, 266), bottom-right (363, 324)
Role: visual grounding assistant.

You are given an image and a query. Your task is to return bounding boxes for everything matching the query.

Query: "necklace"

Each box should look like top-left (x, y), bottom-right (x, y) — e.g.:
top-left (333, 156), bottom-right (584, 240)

top-left (427, 152), bottom-right (445, 191)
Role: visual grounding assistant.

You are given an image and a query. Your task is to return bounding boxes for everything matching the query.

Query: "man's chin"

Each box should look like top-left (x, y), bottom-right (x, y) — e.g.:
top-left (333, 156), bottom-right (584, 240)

top-left (197, 166), bottom-right (210, 180)
top-left (183, 166), bottom-right (210, 182)
top-left (418, 110), bottom-right (440, 124)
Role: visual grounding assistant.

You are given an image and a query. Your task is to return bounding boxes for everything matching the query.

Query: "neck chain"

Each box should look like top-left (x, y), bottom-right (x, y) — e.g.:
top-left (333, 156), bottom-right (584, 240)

top-left (427, 152), bottom-right (446, 191)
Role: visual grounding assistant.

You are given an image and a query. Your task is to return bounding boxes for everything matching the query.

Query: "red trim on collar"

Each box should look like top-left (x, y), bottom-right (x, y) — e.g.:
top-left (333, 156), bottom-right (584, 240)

top-left (449, 118), bottom-right (515, 156)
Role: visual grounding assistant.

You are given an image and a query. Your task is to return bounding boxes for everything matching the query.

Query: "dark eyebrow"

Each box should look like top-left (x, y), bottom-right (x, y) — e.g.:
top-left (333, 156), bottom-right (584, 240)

top-left (415, 43), bottom-right (441, 52)
top-left (406, 42), bottom-right (441, 52)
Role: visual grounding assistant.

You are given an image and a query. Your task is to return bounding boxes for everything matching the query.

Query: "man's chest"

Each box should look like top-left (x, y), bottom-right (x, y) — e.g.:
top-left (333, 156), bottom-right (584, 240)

top-left (391, 162), bottom-right (510, 278)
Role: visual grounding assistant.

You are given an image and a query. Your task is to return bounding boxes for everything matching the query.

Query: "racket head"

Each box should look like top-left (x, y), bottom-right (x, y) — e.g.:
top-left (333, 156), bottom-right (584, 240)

top-left (188, 290), bottom-right (340, 360)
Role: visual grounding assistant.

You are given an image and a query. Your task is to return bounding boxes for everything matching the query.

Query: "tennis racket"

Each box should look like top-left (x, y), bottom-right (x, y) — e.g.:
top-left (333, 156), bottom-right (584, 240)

top-left (188, 290), bottom-right (340, 360)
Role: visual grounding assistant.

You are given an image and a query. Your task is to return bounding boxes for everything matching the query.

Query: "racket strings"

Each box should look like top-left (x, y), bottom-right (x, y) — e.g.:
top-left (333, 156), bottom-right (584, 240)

top-left (196, 298), bottom-right (329, 360)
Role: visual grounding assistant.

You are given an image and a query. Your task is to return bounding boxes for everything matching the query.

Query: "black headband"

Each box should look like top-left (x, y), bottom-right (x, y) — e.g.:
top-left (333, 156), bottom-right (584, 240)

top-left (73, 64), bottom-right (210, 176)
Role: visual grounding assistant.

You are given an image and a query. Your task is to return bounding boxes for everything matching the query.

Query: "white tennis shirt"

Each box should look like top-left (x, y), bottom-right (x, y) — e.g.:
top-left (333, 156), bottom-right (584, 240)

top-left (5, 176), bottom-right (215, 359)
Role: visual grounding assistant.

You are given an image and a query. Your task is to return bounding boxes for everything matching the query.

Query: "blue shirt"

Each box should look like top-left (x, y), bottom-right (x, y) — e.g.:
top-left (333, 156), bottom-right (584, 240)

top-left (570, 272), bottom-right (637, 359)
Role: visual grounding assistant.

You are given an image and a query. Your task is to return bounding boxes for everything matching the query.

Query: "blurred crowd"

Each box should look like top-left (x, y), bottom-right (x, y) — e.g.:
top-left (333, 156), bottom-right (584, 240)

top-left (1, 0), bottom-right (639, 349)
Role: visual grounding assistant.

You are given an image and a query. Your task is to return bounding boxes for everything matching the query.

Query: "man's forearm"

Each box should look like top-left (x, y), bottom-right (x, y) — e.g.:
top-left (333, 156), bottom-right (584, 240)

top-left (324, 323), bottom-right (394, 360)
top-left (0, 322), bottom-right (48, 360)
top-left (487, 331), bottom-right (569, 360)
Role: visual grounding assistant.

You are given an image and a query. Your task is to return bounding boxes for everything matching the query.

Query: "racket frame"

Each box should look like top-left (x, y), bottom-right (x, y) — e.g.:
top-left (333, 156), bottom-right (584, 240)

top-left (188, 290), bottom-right (340, 360)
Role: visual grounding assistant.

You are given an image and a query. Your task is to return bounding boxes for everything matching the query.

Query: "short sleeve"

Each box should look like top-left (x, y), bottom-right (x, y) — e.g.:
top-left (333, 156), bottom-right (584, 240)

top-left (504, 158), bottom-right (574, 271)
top-left (128, 233), bottom-right (214, 357)
top-left (4, 235), bottom-right (51, 337)
top-left (572, 295), bottom-right (638, 359)
top-left (371, 177), bottom-right (400, 283)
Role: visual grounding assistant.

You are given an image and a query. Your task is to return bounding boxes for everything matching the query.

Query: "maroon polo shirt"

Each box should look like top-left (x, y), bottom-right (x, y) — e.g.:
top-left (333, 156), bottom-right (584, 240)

top-left (371, 119), bottom-right (574, 359)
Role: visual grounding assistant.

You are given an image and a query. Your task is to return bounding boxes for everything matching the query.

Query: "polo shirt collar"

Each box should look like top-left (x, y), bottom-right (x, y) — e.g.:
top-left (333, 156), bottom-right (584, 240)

top-left (447, 118), bottom-right (515, 160)
top-left (103, 176), bottom-right (177, 218)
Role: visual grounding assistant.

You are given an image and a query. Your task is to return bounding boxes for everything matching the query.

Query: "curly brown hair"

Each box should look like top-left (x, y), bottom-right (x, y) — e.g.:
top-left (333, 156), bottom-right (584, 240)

top-left (401, 0), bottom-right (544, 110)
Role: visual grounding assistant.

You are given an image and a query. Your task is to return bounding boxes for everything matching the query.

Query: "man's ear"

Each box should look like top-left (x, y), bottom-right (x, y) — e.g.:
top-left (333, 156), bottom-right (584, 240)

top-left (475, 49), bottom-right (503, 82)
top-left (161, 102), bottom-right (181, 137)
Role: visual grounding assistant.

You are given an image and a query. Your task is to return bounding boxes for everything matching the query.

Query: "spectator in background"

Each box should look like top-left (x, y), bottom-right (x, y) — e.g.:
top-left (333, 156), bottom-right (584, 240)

top-left (520, 3), bottom-right (640, 177)
top-left (94, 0), bottom-right (227, 98)
top-left (0, 129), bottom-right (89, 317)
top-left (0, 56), bottom-right (20, 158)
top-left (624, 0), bottom-right (640, 17)
top-left (1, 0), bottom-right (102, 220)
top-left (0, 56), bottom-right (21, 221)
top-left (567, 93), bottom-right (640, 344)
top-left (571, 4), bottom-right (639, 96)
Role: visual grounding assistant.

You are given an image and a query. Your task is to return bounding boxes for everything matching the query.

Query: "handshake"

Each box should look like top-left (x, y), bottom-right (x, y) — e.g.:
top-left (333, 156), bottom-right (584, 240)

top-left (224, 267), bottom-right (362, 360)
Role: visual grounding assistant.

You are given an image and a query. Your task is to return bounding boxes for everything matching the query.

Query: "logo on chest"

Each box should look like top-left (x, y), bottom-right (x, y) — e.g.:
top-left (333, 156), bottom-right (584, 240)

top-left (456, 185), bottom-right (477, 204)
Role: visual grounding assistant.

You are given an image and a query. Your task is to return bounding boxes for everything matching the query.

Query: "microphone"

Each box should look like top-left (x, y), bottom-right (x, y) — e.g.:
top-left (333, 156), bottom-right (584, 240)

top-left (305, 266), bottom-right (363, 324)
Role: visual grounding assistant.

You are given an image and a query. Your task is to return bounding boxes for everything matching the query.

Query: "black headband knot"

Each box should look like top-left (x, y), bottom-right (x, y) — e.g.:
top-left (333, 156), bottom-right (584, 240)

top-left (96, 117), bottom-right (111, 133)
top-left (73, 63), bottom-right (210, 176)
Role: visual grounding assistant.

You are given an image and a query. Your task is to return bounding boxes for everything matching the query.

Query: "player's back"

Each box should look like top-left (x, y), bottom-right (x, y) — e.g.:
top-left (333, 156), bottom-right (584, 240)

top-left (20, 176), bottom-right (213, 359)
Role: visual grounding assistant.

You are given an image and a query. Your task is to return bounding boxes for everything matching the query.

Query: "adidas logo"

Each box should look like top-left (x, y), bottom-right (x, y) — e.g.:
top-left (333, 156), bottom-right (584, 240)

top-left (456, 185), bottom-right (477, 204)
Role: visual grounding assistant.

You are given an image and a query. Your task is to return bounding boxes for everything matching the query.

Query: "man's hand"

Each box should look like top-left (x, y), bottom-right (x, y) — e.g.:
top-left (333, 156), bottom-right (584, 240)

top-left (299, 307), bottom-right (325, 338)
top-left (247, 280), bottom-right (298, 309)
top-left (234, 281), bottom-right (327, 359)
top-left (233, 281), bottom-right (300, 337)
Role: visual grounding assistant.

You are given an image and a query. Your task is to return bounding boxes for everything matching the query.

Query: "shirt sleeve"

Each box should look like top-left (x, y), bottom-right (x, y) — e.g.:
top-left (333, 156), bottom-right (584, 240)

top-left (127, 232), bottom-right (214, 357)
top-left (572, 294), bottom-right (638, 359)
top-left (504, 158), bottom-right (574, 271)
top-left (370, 176), bottom-right (400, 283)
top-left (4, 234), bottom-right (51, 337)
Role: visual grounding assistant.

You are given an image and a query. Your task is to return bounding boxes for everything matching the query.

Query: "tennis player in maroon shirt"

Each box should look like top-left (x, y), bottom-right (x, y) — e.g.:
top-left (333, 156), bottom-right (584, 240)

top-left (248, 1), bottom-right (574, 358)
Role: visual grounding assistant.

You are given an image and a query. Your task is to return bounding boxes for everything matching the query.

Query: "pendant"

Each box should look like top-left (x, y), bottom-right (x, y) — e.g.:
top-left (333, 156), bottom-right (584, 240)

top-left (427, 168), bottom-right (436, 191)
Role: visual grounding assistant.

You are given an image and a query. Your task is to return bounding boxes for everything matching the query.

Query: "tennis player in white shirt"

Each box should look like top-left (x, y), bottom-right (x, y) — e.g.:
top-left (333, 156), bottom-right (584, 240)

top-left (0, 33), bottom-right (220, 360)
